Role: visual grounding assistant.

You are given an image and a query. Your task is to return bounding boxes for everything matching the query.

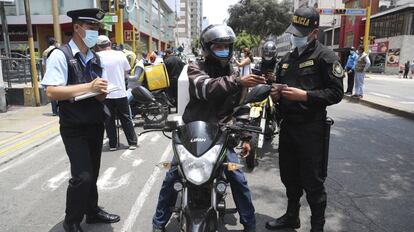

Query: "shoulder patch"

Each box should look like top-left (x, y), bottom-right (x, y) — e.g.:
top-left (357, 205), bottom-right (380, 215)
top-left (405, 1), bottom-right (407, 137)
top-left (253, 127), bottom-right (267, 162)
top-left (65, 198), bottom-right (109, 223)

top-left (332, 61), bottom-right (344, 78)
top-left (299, 60), bottom-right (314, 68)
top-left (282, 63), bottom-right (289, 69)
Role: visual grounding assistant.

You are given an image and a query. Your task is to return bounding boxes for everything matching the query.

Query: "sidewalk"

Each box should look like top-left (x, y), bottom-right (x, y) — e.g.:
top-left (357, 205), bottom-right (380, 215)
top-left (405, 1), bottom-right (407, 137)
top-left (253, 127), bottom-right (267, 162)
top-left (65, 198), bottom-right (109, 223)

top-left (0, 104), bottom-right (59, 164)
top-left (343, 73), bottom-right (414, 121)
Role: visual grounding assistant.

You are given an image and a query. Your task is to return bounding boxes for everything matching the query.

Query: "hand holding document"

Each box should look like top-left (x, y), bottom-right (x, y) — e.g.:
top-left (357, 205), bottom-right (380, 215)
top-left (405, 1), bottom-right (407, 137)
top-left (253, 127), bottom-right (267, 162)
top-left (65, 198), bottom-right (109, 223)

top-left (74, 84), bottom-right (120, 101)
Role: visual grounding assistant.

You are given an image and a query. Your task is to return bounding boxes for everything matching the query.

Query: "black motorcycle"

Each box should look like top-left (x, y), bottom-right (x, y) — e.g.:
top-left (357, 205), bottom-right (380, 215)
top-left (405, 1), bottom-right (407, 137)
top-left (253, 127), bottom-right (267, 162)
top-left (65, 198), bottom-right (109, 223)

top-left (129, 85), bottom-right (169, 124)
top-left (139, 84), bottom-right (271, 231)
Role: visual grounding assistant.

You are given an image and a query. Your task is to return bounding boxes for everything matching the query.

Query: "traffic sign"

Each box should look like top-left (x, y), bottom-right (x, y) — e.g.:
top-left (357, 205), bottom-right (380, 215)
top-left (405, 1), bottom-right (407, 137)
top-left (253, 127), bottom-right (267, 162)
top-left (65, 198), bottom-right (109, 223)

top-left (103, 15), bottom-right (118, 23)
top-left (319, 8), bottom-right (366, 16)
top-left (103, 23), bottom-right (112, 31)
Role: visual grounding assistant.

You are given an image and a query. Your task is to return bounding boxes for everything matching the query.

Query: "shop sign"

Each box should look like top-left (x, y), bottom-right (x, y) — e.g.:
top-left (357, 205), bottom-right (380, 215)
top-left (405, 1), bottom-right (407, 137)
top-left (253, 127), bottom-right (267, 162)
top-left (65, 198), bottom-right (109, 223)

top-left (369, 41), bottom-right (389, 54)
top-left (387, 48), bottom-right (400, 67)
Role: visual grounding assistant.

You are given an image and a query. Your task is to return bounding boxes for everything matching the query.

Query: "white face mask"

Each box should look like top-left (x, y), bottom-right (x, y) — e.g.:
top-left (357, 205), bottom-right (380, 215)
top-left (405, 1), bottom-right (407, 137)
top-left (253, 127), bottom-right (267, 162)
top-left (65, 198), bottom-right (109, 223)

top-left (290, 34), bottom-right (308, 49)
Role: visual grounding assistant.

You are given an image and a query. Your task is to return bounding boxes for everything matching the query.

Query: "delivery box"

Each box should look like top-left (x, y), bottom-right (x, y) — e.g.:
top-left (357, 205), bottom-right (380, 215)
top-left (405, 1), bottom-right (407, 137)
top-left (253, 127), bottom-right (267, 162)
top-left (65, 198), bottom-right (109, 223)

top-left (144, 63), bottom-right (170, 91)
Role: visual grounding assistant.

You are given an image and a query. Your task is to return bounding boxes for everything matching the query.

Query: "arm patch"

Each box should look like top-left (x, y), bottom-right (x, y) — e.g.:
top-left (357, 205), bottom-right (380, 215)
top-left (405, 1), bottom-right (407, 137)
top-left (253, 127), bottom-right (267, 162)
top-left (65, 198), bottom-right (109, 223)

top-left (333, 61), bottom-right (344, 78)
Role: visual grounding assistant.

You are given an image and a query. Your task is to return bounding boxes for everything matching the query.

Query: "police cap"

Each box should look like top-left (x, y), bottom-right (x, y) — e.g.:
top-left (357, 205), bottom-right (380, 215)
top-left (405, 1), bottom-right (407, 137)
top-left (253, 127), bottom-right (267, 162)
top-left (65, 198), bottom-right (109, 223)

top-left (286, 7), bottom-right (319, 37)
top-left (67, 8), bottom-right (105, 24)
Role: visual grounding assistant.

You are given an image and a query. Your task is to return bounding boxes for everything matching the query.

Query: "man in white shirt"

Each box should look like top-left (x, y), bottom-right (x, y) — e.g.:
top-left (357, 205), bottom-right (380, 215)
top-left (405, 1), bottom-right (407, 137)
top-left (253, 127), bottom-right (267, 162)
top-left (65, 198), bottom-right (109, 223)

top-left (96, 35), bottom-right (137, 151)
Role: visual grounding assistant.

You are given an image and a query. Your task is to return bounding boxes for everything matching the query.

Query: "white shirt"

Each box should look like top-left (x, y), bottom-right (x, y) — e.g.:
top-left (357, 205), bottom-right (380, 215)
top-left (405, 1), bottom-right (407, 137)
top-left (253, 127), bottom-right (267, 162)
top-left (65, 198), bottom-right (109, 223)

top-left (97, 49), bottom-right (131, 99)
top-left (41, 40), bottom-right (95, 87)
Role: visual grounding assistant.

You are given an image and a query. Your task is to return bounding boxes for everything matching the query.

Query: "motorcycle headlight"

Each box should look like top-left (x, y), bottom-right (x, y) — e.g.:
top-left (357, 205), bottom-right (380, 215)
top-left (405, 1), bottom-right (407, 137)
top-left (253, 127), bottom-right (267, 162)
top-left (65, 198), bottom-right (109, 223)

top-left (176, 144), bottom-right (222, 185)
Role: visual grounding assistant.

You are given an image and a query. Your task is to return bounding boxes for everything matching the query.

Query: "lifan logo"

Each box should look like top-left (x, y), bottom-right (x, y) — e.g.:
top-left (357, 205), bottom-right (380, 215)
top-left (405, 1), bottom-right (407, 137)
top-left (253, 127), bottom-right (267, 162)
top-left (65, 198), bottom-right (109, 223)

top-left (190, 138), bottom-right (206, 143)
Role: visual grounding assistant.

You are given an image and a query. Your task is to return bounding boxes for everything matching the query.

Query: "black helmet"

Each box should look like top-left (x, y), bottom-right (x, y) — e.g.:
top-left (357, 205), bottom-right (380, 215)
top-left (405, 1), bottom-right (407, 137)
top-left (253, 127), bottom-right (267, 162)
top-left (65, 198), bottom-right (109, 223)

top-left (262, 40), bottom-right (277, 61)
top-left (200, 24), bottom-right (236, 66)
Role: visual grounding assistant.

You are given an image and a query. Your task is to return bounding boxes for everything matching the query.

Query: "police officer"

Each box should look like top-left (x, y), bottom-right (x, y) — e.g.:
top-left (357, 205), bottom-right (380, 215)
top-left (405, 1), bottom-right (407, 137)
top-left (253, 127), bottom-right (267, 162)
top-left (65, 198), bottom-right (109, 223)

top-left (41, 8), bottom-right (120, 232)
top-left (152, 24), bottom-right (266, 232)
top-left (265, 7), bottom-right (343, 232)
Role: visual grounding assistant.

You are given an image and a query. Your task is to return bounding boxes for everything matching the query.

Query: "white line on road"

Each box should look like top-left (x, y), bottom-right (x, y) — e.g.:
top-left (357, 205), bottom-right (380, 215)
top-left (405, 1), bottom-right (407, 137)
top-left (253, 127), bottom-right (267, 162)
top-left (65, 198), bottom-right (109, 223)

top-left (13, 155), bottom-right (67, 190)
top-left (369, 92), bottom-right (393, 98)
top-left (41, 170), bottom-right (70, 191)
top-left (150, 134), bottom-right (161, 143)
top-left (121, 149), bottom-right (144, 167)
top-left (97, 167), bottom-right (132, 191)
top-left (0, 137), bottom-right (62, 174)
top-left (121, 143), bottom-right (172, 232)
top-left (400, 101), bottom-right (414, 105)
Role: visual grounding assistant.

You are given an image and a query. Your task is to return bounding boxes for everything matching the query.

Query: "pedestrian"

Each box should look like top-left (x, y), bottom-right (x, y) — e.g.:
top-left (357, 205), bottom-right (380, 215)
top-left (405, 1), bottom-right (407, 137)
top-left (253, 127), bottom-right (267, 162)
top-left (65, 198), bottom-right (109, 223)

top-left (266, 7), bottom-right (343, 232)
top-left (163, 48), bottom-right (185, 107)
top-left (152, 24), bottom-right (266, 232)
top-left (42, 37), bottom-right (59, 116)
top-left (353, 46), bottom-right (371, 98)
top-left (95, 35), bottom-right (138, 151)
top-left (344, 46), bottom-right (358, 95)
top-left (410, 60), bottom-right (414, 79)
top-left (40, 8), bottom-right (120, 232)
top-left (398, 63), bottom-right (404, 78)
top-left (403, 60), bottom-right (410, 79)
top-left (235, 47), bottom-right (253, 76)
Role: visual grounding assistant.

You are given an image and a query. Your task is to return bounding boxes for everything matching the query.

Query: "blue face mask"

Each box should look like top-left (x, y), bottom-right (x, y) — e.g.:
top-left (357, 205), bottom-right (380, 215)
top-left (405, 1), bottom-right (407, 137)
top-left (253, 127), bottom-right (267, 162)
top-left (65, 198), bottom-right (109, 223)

top-left (82, 29), bottom-right (99, 48)
top-left (213, 49), bottom-right (230, 58)
top-left (290, 34), bottom-right (308, 49)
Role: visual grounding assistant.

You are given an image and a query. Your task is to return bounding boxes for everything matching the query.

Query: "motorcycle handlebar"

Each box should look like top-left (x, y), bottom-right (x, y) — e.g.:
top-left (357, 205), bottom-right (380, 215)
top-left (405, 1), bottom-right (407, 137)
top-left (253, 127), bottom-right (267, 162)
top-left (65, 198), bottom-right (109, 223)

top-left (220, 123), bottom-right (263, 134)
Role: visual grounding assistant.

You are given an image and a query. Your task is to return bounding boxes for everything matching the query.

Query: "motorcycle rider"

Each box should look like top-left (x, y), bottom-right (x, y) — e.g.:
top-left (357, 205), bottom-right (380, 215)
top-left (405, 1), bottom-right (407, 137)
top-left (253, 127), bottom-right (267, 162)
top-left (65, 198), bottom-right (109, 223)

top-left (259, 40), bottom-right (278, 79)
top-left (152, 24), bottom-right (266, 232)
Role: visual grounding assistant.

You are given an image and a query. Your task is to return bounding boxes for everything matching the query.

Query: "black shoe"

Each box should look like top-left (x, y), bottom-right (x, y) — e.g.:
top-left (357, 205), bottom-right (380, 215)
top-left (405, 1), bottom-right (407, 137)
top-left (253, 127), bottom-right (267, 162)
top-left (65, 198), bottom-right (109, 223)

top-left (344, 92), bottom-right (352, 96)
top-left (63, 221), bottom-right (83, 232)
top-left (86, 208), bottom-right (120, 224)
top-left (265, 213), bottom-right (301, 230)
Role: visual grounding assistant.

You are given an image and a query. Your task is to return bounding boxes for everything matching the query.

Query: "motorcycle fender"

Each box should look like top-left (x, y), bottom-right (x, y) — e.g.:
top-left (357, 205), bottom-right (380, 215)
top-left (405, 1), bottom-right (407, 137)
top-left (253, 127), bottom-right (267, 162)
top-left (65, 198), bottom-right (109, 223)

top-left (183, 207), bottom-right (217, 232)
top-left (249, 106), bottom-right (262, 118)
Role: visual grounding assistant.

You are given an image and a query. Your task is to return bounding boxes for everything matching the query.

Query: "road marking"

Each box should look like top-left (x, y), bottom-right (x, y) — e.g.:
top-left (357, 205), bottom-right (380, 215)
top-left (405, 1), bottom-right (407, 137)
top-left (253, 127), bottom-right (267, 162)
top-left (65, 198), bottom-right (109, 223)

top-left (369, 92), bottom-right (392, 99)
top-left (400, 101), bottom-right (414, 105)
top-left (137, 134), bottom-right (148, 146)
top-left (121, 143), bottom-right (172, 232)
top-left (0, 119), bottom-right (58, 146)
top-left (121, 149), bottom-right (144, 167)
top-left (97, 167), bottom-right (132, 191)
top-left (0, 125), bottom-right (59, 157)
top-left (13, 155), bottom-right (66, 190)
top-left (0, 137), bottom-right (62, 174)
top-left (41, 170), bottom-right (70, 191)
top-left (150, 134), bottom-right (161, 143)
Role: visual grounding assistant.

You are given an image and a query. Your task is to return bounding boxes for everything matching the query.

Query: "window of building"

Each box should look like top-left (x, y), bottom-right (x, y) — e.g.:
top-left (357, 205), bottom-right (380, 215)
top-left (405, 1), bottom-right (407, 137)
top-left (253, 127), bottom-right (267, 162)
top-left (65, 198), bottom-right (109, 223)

top-left (371, 9), bottom-right (414, 38)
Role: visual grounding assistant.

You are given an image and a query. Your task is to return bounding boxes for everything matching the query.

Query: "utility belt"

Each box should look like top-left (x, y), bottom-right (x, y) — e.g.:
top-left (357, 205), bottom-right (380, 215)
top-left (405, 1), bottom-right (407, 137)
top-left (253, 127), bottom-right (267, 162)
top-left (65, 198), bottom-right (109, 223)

top-left (281, 110), bottom-right (327, 124)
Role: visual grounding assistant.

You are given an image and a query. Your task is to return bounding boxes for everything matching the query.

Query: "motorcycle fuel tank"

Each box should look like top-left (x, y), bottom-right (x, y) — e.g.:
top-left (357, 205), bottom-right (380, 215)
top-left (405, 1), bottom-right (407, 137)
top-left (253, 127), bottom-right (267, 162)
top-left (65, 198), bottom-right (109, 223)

top-left (177, 121), bottom-right (223, 157)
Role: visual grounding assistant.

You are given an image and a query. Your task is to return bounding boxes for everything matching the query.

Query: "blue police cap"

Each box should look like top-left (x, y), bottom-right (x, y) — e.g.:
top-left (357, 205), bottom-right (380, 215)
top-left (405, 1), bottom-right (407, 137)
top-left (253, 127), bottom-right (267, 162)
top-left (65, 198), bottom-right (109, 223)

top-left (67, 8), bottom-right (105, 24)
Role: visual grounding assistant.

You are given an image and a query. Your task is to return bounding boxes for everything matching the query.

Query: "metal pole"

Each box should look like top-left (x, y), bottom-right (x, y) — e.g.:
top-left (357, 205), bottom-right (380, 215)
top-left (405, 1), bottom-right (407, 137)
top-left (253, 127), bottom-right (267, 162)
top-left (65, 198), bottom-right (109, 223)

top-left (24, 0), bottom-right (41, 106)
top-left (52, 0), bottom-right (62, 44)
top-left (0, 2), bottom-right (11, 58)
top-left (115, 0), bottom-right (124, 45)
top-left (364, 0), bottom-right (372, 52)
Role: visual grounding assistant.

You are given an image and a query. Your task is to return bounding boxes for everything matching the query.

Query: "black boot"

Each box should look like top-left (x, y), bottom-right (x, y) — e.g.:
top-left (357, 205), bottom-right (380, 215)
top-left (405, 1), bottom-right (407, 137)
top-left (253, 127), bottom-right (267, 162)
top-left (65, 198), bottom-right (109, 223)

top-left (265, 202), bottom-right (301, 230)
top-left (310, 203), bottom-right (326, 232)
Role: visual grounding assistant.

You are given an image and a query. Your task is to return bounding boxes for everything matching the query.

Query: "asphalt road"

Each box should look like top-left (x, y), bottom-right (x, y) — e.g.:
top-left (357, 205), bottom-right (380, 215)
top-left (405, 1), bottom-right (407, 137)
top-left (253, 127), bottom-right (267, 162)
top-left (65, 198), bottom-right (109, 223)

top-left (0, 101), bottom-right (414, 232)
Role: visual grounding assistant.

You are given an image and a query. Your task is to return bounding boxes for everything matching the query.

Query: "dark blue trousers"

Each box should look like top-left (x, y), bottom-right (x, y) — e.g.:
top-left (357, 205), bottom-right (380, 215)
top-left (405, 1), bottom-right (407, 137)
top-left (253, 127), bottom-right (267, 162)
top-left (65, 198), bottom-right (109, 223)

top-left (152, 149), bottom-right (256, 229)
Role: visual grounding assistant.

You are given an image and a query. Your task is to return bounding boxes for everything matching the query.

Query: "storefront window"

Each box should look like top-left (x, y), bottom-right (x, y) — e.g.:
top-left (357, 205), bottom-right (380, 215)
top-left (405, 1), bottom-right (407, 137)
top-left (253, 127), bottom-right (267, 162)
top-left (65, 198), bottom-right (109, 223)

top-left (371, 10), bottom-right (414, 38)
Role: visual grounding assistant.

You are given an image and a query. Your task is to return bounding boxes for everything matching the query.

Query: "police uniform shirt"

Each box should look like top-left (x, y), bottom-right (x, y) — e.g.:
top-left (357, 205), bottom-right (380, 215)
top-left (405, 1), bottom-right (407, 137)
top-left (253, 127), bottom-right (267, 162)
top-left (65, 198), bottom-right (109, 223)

top-left (41, 40), bottom-right (95, 87)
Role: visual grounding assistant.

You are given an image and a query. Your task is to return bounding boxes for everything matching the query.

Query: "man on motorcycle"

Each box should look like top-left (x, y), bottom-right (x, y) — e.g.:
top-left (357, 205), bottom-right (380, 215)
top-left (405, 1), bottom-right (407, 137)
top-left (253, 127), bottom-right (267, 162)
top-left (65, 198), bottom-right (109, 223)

top-left (259, 40), bottom-right (278, 78)
top-left (152, 24), bottom-right (266, 232)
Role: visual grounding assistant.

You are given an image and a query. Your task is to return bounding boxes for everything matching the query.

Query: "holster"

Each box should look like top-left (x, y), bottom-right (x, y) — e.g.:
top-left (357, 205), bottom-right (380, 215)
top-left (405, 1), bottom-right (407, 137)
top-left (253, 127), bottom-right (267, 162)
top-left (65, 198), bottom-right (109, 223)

top-left (322, 117), bottom-right (334, 178)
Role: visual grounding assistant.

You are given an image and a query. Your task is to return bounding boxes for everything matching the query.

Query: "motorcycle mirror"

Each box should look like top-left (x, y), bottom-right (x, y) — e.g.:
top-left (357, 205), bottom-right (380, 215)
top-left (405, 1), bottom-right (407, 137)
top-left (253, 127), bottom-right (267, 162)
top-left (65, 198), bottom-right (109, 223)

top-left (225, 162), bottom-right (244, 171)
top-left (131, 85), bottom-right (155, 104)
top-left (243, 84), bottom-right (271, 105)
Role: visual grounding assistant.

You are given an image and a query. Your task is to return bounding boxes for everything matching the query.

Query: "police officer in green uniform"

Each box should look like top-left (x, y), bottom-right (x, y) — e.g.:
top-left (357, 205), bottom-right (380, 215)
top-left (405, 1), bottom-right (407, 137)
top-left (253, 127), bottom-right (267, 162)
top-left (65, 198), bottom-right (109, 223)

top-left (41, 8), bottom-right (120, 232)
top-left (265, 7), bottom-right (344, 232)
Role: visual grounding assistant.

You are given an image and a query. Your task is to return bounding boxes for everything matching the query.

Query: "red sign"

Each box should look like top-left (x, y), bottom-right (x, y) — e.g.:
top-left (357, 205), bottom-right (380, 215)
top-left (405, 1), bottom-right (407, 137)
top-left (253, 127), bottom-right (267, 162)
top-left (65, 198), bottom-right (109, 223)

top-left (369, 41), bottom-right (389, 54)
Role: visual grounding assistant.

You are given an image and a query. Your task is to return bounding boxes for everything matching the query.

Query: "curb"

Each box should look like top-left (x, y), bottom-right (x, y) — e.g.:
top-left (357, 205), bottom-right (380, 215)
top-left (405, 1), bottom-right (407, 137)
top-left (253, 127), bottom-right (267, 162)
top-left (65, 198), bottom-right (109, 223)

top-left (343, 95), bottom-right (414, 121)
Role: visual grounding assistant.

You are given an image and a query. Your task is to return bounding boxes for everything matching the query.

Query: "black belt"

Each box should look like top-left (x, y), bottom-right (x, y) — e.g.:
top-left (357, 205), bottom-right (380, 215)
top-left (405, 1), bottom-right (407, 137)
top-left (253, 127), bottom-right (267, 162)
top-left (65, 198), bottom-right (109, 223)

top-left (282, 111), bottom-right (327, 123)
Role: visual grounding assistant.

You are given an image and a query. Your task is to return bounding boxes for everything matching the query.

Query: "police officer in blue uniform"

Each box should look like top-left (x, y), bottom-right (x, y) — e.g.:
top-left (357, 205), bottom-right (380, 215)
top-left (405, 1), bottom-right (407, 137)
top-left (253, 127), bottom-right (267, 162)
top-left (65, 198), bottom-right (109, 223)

top-left (266, 7), bottom-right (344, 232)
top-left (41, 8), bottom-right (120, 232)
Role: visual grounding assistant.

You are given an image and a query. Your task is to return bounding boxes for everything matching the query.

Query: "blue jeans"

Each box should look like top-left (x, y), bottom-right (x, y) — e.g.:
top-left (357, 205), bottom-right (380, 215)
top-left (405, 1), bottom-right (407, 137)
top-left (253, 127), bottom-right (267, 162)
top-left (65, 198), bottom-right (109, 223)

top-left (152, 149), bottom-right (256, 229)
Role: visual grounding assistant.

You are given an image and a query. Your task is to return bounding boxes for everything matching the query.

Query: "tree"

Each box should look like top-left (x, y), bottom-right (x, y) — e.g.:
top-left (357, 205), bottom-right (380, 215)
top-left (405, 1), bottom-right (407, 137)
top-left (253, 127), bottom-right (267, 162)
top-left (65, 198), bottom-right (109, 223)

top-left (234, 31), bottom-right (261, 51)
top-left (227, 0), bottom-right (292, 38)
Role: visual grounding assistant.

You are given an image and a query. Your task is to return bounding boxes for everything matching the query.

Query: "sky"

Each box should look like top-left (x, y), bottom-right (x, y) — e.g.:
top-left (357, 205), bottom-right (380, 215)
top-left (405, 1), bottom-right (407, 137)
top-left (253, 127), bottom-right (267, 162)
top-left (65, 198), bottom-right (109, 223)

top-left (203, 0), bottom-right (239, 25)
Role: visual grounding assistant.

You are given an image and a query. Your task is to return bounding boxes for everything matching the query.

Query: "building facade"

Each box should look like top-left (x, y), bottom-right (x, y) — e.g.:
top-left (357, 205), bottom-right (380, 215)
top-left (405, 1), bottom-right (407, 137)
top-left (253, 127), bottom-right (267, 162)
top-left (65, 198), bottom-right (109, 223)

top-left (176, 0), bottom-right (191, 54)
top-left (189, 0), bottom-right (202, 40)
top-left (0, 0), bottom-right (176, 56)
